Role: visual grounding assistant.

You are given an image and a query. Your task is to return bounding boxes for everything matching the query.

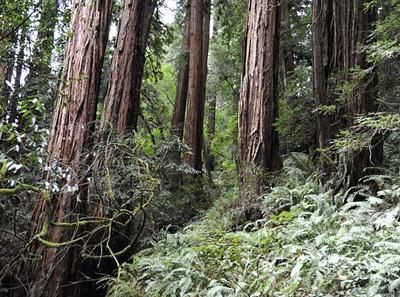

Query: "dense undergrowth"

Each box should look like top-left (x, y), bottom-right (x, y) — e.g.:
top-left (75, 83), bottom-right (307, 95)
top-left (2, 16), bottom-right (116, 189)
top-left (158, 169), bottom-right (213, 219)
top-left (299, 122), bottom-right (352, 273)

top-left (108, 153), bottom-right (400, 297)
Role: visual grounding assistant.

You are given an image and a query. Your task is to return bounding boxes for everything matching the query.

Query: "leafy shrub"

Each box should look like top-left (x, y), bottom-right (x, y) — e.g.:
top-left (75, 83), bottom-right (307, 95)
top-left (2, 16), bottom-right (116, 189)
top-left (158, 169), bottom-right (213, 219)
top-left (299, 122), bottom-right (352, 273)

top-left (108, 153), bottom-right (400, 296)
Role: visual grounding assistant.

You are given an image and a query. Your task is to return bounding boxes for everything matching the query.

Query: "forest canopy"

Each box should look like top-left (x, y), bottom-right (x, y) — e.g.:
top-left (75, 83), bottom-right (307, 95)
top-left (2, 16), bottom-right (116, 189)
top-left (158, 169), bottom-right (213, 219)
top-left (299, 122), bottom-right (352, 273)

top-left (1, 0), bottom-right (400, 296)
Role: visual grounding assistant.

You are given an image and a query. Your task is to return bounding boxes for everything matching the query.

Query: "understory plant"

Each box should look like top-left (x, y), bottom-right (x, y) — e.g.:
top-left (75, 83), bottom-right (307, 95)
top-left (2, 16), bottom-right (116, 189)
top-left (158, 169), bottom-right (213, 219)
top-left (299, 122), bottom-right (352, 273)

top-left (108, 153), bottom-right (400, 297)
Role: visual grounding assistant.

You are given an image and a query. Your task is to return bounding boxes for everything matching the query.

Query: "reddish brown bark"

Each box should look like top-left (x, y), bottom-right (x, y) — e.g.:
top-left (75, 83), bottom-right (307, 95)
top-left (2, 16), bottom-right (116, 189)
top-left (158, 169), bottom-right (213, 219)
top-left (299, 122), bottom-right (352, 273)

top-left (312, 0), bottom-right (381, 185)
top-left (343, 1), bottom-right (381, 186)
top-left (202, 0), bottom-right (211, 85)
top-left (25, 1), bottom-right (113, 296)
top-left (281, 0), bottom-right (295, 79)
top-left (312, 0), bottom-right (335, 150)
top-left (345, 2), bottom-right (377, 116)
top-left (183, 0), bottom-right (210, 171)
top-left (239, 0), bottom-right (282, 198)
top-left (171, 3), bottom-right (191, 140)
top-left (100, 0), bottom-right (156, 133)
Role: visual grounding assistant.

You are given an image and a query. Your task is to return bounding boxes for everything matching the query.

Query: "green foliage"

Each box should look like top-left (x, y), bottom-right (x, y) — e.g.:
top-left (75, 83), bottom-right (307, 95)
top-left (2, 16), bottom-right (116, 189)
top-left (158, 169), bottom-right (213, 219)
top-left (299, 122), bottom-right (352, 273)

top-left (0, 97), bottom-right (47, 187)
top-left (0, 96), bottom-right (48, 276)
top-left (109, 154), bottom-right (400, 296)
top-left (3, 0), bottom-right (400, 294)
top-left (332, 113), bottom-right (400, 154)
top-left (367, 0), bottom-right (400, 113)
top-left (145, 2), bottom-right (174, 82)
top-left (276, 65), bottom-right (314, 153)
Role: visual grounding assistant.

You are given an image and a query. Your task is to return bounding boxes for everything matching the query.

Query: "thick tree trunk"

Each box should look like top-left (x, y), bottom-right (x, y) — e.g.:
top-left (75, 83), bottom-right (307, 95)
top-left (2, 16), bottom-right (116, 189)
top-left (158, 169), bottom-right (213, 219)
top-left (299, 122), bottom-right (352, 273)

top-left (171, 2), bottom-right (191, 140)
top-left (239, 0), bottom-right (282, 199)
top-left (344, 1), bottom-right (381, 187)
top-left (345, 2), bottom-right (377, 116)
top-left (100, 0), bottom-right (156, 133)
top-left (312, 0), bottom-right (381, 187)
top-left (183, 0), bottom-right (209, 171)
top-left (24, 1), bottom-right (113, 296)
top-left (312, 0), bottom-right (335, 151)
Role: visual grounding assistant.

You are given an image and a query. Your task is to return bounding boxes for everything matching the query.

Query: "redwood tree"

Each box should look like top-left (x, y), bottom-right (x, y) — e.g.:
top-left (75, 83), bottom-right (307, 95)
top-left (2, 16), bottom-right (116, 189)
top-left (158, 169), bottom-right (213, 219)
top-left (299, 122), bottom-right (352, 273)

top-left (171, 2), bottom-right (191, 140)
top-left (312, 0), bottom-right (336, 151)
top-left (183, 0), bottom-right (210, 171)
top-left (238, 0), bottom-right (282, 198)
top-left (25, 0), bottom-right (113, 296)
top-left (312, 0), bottom-right (381, 185)
top-left (281, 0), bottom-right (295, 81)
top-left (344, 1), bottom-right (381, 186)
top-left (100, 0), bottom-right (156, 133)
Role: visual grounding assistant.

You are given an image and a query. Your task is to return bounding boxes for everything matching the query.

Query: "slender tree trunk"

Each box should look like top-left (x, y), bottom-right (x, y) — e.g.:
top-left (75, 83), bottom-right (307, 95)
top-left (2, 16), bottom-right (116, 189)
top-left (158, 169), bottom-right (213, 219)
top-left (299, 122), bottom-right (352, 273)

top-left (0, 33), bottom-right (17, 115)
top-left (8, 29), bottom-right (26, 124)
top-left (183, 0), bottom-right (210, 171)
top-left (25, 0), bottom-right (59, 107)
top-left (24, 1), bottom-right (113, 296)
top-left (171, 2), bottom-right (190, 140)
top-left (100, 0), bottom-right (156, 133)
top-left (0, 65), bottom-right (6, 115)
top-left (0, 33), bottom-right (17, 145)
top-left (202, 0), bottom-right (211, 86)
top-left (281, 0), bottom-right (295, 82)
top-left (204, 0), bottom-right (218, 179)
top-left (239, 0), bottom-right (282, 199)
top-left (201, 0), bottom-right (211, 177)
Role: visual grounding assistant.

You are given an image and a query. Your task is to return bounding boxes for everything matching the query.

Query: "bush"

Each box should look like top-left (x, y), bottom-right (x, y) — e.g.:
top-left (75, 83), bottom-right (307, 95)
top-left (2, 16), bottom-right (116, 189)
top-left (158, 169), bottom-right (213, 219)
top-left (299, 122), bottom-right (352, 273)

top-left (108, 153), bottom-right (400, 296)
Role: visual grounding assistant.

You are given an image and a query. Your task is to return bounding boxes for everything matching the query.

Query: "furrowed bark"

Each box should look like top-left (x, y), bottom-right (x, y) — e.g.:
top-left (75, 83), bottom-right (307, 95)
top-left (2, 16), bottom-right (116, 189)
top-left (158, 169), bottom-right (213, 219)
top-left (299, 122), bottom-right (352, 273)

top-left (171, 2), bottom-right (191, 140)
top-left (100, 0), bottom-right (156, 133)
top-left (23, 1), bottom-right (113, 296)
top-left (183, 0), bottom-right (208, 171)
top-left (239, 0), bottom-right (282, 199)
top-left (312, 0), bottom-right (381, 186)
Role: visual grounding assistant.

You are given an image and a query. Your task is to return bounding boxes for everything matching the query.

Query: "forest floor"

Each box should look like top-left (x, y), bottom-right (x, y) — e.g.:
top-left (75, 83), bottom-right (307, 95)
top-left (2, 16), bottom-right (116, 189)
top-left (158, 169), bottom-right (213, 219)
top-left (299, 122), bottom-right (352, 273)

top-left (108, 153), bottom-right (400, 296)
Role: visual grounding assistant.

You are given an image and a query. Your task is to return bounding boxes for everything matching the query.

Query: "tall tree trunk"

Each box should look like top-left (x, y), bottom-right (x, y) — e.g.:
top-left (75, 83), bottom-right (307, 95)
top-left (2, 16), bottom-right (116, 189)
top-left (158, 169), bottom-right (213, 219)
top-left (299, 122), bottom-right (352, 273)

top-left (281, 0), bottom-right (295, 83)
top-left (345, 3), bottom-right (377, 116)
top-left (0, 33), bottom-right (17, 116)
top-left (25, 0), bottom-right (59, 108)
top-left (0, 32), bottom-right (17, 146)
top-left (100, 0), bottom-right (156, 133)
top-left (204, 0), bottom-right (218, 179)
top-left (183, 0), bottom-right (209, 171)
top-left (312, 0), bottom-right (335, 151)
top-left (312, 0), bottom-right (381, 186)
top-left (344, 1), bottom-right (381, 187)
top-left (0, 65), bottom-right (6, 115)
top-left (171, 2), bottom-right (190, 140)
top-left (239, 0), bottom-right (282, 199)
top-left (202, 0), bottom-right (211, 86)
top-left (24, 1), bottom-right (113, 296)
top-left (8, 28), bottom-right (26, 124)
